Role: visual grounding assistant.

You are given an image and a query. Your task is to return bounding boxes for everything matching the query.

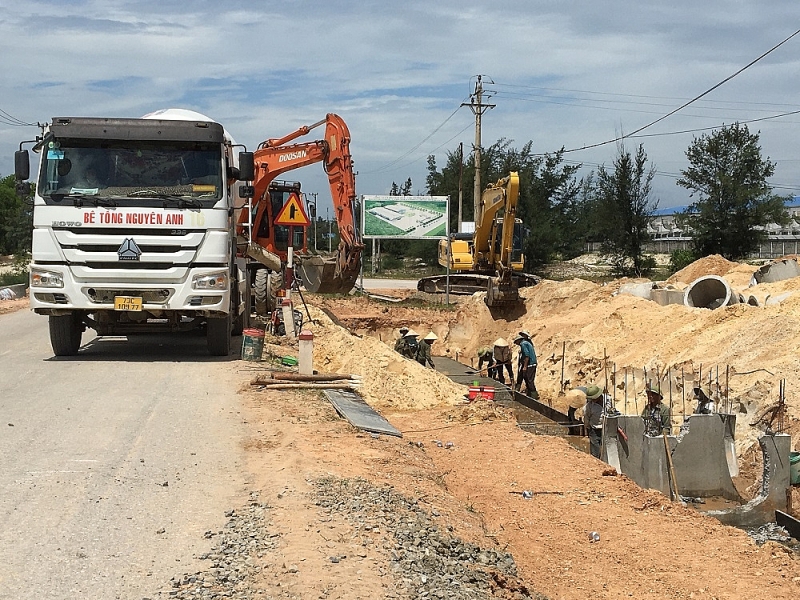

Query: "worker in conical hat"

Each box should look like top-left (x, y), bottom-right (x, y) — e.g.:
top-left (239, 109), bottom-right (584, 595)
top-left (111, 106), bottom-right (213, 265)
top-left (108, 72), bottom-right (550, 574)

top-left (400, 328), bottom-right (419, 359)
top-left (513, 332), bottom-right (538, 398)
top-left (642, 384), bottom-right (671, 436)
top-left (477, 345), bottom-right (495, 378)
top-left (416, 331), bottom-right (437, 368)
top-left (492, 337), bottom-right (513, 385)
top-left (394, 326), bottom-right (410, 354)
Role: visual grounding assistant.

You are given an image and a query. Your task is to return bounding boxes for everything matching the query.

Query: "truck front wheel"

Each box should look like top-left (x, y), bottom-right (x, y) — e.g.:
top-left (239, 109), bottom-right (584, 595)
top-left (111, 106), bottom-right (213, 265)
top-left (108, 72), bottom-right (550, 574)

top-left (49, 314), bottom-right (83, 356)
top-left (207, 312), bottom-right (232, 356)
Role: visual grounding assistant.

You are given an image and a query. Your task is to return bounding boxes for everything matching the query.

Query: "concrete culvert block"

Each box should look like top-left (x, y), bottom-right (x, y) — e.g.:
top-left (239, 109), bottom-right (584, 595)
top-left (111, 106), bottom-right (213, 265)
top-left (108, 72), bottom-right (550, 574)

top-left (752, 259), bottom-right (800, 284)
top-left (684, 275), bottom-right (738, 309)
top-left (618, 281), bottom-right (654, 299)
top-left (764, 291), bottom-right (792, 306)
top-left (747, 295), bottom-right (761, 307)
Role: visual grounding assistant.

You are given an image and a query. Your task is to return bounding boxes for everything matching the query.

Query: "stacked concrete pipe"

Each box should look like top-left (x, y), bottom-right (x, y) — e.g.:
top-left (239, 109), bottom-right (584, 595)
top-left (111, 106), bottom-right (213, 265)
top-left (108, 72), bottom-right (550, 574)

top-left (684, 275), bottom-right (743, 309)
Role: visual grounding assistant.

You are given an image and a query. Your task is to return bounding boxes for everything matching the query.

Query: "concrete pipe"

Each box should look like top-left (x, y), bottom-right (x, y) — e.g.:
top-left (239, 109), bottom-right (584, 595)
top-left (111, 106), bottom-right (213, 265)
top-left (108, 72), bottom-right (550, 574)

top-left (684, 275), bottom-right (740, 309)
top-left (747, 295), bottom-right (761, 307)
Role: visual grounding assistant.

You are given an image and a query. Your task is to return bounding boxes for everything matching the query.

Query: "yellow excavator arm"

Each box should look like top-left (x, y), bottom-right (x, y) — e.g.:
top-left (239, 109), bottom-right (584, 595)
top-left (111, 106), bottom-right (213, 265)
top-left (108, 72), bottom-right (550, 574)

top-left (426, 172), bottom-right (535, 306)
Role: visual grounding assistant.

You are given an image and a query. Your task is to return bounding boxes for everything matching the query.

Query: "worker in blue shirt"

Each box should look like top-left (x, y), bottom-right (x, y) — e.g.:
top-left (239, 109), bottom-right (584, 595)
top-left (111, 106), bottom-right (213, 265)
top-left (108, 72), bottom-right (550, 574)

top-left (513, 330), bottom-right (538, 399)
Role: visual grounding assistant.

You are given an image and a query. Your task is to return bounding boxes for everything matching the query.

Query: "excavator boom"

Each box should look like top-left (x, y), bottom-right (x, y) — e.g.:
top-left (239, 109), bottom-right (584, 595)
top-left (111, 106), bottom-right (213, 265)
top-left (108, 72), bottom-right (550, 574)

top-left (239, 114), bottom-right (362, 294)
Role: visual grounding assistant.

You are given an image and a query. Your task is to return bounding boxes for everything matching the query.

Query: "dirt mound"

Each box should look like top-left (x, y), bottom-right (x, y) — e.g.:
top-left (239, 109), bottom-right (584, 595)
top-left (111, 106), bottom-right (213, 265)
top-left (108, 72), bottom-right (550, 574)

top-left (442, 398), bottom-right (513, 425)
top-left (306, 305), bottom-right (467, 410)
top-left (667, 254), bottom-right (742, 284)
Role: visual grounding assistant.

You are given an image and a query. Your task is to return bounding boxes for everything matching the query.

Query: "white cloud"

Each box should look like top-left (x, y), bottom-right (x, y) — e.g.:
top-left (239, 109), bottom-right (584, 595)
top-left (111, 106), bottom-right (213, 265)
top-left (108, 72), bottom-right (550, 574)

top-left (2, 1), bottom-right (800, 212)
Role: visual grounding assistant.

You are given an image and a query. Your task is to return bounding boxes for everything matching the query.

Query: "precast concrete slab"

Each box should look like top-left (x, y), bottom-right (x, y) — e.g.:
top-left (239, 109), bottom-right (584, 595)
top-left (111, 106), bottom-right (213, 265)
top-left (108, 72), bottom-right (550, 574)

top-left (603, 414), bottom-right (741, 500)
top-left (751, 258), bottom-right (800, 285)
top-left (706, 434), bottom-right (791, 528)
top-left (651, 288), bottom-right (685, 306)
top-left (618, 281), bottom-right (654, 300)
top-left (322, 389), bottom-right (402, 437)
top-left (672, 415), bottom-right (740, 500)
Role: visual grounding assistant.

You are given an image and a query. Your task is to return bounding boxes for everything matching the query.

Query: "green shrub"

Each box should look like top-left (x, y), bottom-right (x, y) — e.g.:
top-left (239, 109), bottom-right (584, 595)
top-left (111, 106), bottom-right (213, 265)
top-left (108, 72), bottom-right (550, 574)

top-left (669, 249), bottom-right (697, 274)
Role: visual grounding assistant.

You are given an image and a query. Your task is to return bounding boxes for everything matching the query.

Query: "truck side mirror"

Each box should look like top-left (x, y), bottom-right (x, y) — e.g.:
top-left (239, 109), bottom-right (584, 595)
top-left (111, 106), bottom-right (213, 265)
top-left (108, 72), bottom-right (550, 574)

top-left (15, 150), bottom-right (30, 181)
top-left (309, 204), bottom-right (316, 218)
top-left (238, 152), bottom-right (254, 181)
top-left (238, 185), bottom-right (254, 198)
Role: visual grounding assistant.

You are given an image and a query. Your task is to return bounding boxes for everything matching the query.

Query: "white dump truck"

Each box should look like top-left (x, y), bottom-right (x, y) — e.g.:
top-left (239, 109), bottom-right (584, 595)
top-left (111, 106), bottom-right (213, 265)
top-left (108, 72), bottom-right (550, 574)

top-left (14, 109), bottom-right (255, 356)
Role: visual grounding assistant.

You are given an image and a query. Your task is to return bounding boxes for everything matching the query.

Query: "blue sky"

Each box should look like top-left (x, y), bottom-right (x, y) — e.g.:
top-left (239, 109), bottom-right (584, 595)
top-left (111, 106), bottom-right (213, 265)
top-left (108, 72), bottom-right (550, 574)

top-left (2, 1), bottom-right (800, 216)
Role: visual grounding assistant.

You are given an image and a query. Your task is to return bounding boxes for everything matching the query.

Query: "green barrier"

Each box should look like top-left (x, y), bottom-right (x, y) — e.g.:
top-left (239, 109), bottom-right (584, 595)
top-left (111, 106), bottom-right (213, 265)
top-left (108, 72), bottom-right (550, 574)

top-left (790, 451), bottom-right (800, 485)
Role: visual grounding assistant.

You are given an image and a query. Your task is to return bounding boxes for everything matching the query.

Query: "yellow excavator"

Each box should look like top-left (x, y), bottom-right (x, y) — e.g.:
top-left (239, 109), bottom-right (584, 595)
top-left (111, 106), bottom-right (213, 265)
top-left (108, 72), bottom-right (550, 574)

top-left (417, 172), bottom-right (538, 306)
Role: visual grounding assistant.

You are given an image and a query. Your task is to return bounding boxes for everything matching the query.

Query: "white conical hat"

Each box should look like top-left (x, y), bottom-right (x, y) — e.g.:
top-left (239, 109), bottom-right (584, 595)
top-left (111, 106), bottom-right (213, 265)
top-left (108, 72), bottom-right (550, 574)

top-left (566, 388), bottom-right (588, 409)
top-left (404, 329), bottom-right (419, 337)
top-left (423, 331), bottom-right (438, 341)
top-left (493, 337), bottom-right (508, 347)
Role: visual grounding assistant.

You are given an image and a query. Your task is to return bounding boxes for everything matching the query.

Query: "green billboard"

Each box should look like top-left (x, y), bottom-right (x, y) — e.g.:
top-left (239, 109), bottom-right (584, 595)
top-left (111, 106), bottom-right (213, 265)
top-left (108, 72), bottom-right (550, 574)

top-left (362, 196), bottom-right (449, 239)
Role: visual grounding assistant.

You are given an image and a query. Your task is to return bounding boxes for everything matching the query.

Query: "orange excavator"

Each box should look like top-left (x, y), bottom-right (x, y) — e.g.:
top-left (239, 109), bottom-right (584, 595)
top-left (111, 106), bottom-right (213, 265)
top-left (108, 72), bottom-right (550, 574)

top-left (236, 113), bottom-right (363, 314)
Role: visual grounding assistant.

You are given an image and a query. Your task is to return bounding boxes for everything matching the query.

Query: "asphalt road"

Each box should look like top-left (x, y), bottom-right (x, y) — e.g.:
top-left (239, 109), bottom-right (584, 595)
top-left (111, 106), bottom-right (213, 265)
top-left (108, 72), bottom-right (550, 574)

top-left (358, 277), bottom-right (418, 290)
top-left (0, 309), bottom-right (247, 599)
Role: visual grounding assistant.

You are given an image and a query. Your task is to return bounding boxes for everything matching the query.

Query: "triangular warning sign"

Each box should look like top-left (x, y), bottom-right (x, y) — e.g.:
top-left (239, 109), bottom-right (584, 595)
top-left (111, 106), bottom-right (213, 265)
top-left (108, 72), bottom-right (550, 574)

top-left (274, 192), bottom-right (310, 226)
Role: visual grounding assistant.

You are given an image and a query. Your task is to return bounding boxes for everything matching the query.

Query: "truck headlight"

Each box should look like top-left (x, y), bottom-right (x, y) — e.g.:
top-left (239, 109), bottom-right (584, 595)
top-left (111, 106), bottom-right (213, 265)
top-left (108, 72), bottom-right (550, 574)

top-left (192, 271), bottom-right (229, 290)
top-left (31, 268), bottom-right (64, 288)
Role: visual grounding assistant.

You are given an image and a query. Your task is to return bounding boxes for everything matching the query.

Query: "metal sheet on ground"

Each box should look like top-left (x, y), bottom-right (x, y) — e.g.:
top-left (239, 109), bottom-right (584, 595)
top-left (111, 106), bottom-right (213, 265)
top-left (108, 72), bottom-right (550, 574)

top-left (323, 389), bottom-right (402, 437)
top-left (776, 510), bottom-right (800, 540)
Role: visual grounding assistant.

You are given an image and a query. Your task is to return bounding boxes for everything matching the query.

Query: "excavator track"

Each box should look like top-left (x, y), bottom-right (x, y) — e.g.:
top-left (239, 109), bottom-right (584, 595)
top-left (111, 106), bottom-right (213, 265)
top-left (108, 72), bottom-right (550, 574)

top-left (417, 273), bottom-right (540, 306)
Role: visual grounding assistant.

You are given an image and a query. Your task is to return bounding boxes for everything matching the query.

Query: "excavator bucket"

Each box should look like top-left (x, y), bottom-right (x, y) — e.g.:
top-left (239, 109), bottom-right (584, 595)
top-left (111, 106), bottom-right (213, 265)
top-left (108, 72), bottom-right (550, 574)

top-left (298, 255), bottom-right (359, 294)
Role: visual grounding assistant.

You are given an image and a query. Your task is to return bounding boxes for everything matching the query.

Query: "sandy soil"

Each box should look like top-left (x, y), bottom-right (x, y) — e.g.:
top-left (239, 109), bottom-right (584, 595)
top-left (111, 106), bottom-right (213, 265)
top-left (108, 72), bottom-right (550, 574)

top-left (239, 386), bottom-right (799, 599)
top-left (0, 297), bottom-right (28, 315)
top-left (235, 257), bottom-right (800, 598)
top-left (313, 255), bottom-right (800, 458)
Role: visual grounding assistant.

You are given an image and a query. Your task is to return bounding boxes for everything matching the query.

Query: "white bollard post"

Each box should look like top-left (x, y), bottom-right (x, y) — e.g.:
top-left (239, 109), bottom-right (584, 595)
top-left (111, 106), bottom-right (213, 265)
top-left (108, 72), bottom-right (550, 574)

top-left (298, 329), bottom-right (314, 375)
top-left (281, 298), bottom-right (296, 340)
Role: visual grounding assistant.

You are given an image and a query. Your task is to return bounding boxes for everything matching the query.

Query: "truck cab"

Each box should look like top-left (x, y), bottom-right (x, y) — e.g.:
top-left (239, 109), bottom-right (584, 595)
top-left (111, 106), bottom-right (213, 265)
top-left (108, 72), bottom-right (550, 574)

top-left (16, 110), bottom-right (254, 356)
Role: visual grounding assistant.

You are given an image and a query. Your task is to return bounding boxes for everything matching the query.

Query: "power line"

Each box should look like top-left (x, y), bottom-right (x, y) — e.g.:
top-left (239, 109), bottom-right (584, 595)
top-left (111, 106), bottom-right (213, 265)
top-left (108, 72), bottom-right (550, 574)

top-left (548, 27), bottom-right (800, 156)
top-left (493, 82), bottom-right (800, 111)
top-left (0, 108), bottom-right (36, 127)
top-left (364, 99), bottom-right (469, 174)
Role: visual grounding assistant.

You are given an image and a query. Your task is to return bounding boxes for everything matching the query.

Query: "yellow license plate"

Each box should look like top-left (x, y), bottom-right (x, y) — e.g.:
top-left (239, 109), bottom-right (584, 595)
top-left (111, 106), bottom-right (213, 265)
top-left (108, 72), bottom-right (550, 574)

top-left (114, 296), bottom-right (143, 311)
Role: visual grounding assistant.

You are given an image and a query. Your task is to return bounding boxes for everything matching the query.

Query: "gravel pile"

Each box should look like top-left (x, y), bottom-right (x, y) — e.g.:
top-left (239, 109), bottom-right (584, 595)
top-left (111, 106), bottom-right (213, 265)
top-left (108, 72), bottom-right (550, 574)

top-left (747, 522), bottom-right (791, 546)
top-left (314, 476), bottom-right (546, 600)
top-left (155, 479), bottom-right (546, 599)
top-left (155, 491), bottom-right (274, 599)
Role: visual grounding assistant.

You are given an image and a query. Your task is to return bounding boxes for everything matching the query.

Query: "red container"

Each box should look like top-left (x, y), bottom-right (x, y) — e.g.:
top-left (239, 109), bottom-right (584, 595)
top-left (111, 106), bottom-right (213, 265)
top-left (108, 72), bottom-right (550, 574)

top-left (468, 386), bottom-right (495, 401)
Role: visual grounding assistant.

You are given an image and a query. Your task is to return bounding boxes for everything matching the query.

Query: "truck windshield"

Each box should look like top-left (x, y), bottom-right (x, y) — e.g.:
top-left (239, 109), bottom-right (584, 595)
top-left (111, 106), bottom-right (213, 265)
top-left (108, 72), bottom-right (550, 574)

top-left (37, 138), bottom-right (223, 207)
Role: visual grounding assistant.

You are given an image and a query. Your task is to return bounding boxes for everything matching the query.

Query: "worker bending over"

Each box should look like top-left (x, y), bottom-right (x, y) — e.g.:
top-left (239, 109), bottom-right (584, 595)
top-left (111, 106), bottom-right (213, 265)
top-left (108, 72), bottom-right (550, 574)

top-left (492, 337), bottom-right (513, 385)
top-left (394, 326), bottom-right (410, 354)
top-left (477, 346), bottom-right (495, 378)
top-left (416, 332), bottom-right (437, 368)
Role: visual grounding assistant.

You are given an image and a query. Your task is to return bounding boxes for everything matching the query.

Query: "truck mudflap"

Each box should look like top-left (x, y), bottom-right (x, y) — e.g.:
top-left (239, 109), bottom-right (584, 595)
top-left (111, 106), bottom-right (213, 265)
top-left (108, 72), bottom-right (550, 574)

top-left (298, 254), bottom-right (359, 294)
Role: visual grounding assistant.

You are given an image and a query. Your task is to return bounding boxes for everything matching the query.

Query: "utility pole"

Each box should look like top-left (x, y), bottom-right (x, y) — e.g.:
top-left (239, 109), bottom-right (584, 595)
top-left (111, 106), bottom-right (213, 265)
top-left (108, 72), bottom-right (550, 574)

top-left (461, 75), bottom-right (495, 227)
top-left (310, 192), bottom-right (318, 252)
top-left (327, 206), bottom-right (332, 253)
top-left (457, 142), bottom-right (463, 233)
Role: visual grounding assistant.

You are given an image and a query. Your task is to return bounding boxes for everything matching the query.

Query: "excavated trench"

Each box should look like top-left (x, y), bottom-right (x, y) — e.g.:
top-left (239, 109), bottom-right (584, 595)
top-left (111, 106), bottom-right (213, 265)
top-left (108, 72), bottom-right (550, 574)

top-left (318, 292), bottom-right (799, 547)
